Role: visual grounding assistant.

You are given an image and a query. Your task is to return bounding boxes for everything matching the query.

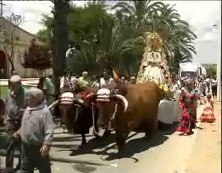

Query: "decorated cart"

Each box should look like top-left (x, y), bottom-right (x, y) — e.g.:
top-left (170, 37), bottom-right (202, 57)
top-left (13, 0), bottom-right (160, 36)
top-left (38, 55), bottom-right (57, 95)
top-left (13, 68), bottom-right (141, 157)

top-left (136, 32), bottom-right (173, 96)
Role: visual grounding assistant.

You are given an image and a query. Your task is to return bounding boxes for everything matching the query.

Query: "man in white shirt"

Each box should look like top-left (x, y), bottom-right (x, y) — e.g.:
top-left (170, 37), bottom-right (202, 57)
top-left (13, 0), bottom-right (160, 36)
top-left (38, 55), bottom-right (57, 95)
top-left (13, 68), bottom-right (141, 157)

top-left (99, 71), bottom-right (109, 87)
top-left (59, 72), bottom-right (71, 93)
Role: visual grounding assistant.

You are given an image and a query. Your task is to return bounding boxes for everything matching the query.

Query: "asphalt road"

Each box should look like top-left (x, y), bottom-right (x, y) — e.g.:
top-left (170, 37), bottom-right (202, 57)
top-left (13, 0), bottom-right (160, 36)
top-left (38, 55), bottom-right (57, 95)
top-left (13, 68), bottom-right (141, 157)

top-left (46, 104), bottom-right (221, 173)
top-left (0, 104), bottom-right (220, 173)
top-left (48, 125), bottom-right (192, 173)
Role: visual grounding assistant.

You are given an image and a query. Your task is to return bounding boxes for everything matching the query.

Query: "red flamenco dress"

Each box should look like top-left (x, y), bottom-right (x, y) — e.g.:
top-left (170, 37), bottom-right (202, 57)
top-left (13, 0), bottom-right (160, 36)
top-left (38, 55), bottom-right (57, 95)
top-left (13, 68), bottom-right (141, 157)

top-left (199, 99), bottom-right (215, 123)
top-left (177, 100), bottom-right (191, 134)
top-left (176, 88), bottom-right (197, 135)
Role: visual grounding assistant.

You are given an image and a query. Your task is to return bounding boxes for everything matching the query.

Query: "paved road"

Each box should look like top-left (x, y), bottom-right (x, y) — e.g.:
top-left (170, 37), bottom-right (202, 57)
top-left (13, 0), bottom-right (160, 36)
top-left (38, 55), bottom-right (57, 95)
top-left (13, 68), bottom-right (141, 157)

top-left (48, 104), bottom-right (221, 173)
top-left (0, 104), bottom-right (220, 173)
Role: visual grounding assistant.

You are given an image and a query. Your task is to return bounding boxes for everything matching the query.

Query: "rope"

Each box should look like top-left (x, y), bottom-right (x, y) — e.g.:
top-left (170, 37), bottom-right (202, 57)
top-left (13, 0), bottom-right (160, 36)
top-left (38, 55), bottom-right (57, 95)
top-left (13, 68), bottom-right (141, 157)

top-left (74, 106), bottom-right (79, 124)
top-left (111, 104), bottom-right (118, 120)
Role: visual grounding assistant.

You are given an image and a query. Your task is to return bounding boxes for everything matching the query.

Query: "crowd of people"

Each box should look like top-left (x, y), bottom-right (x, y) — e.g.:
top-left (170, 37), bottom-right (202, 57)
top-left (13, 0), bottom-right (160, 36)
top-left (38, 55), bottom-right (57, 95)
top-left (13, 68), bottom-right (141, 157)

top-left (1, 70), bottom-right (217, 172)
top-left (171, 76), bottom-right (216, 136)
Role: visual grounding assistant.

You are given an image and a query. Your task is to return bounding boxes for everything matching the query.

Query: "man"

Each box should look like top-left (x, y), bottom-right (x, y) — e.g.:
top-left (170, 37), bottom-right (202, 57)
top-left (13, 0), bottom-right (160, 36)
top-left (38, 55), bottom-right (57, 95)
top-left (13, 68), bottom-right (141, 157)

top-left (37, 76), bottom-right (54, 106)
top-left (99, 72), bottom-right (108, 87)
top-left (15, 87), bottom-right (54, 173)
top-left (5, 75), bottom-right (27, 171)
top-left (129, 76), bottom-right (136, 84)
top-left (59, 72), bottom-right (71, 93)
top-left (77, 71), bottom-right (90, 90)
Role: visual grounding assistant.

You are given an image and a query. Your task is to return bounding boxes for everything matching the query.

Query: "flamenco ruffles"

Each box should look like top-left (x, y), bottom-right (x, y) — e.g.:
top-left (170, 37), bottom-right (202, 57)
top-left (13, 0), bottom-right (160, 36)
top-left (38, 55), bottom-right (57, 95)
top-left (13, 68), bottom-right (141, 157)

top-left (177, 108), bottom-right (191, 133)
top-left (199, 108), bottom-right (215, 123)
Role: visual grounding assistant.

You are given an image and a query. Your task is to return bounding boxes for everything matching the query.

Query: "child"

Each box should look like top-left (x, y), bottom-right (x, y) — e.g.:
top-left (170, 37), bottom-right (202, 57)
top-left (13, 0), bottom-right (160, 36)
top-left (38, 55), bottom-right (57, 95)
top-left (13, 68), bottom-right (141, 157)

top-left (199, 94), bottom-right (215, 123)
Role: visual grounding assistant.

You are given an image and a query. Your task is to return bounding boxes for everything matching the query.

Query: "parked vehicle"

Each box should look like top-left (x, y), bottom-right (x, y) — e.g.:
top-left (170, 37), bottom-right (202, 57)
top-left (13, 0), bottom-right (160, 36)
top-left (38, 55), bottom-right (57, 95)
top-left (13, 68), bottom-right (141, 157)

top-left (179, 62), bottom-right (207, 79)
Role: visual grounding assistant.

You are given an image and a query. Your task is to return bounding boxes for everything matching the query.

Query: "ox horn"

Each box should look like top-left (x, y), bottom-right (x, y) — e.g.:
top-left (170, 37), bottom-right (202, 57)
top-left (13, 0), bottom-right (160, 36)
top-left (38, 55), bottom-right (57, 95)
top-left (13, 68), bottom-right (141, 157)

top-left (75, 98), bottom-right (84, 104)
top-left (115, 95), bottom-right (128, 112)
top-left (48, 100), bottom-right (59, 109)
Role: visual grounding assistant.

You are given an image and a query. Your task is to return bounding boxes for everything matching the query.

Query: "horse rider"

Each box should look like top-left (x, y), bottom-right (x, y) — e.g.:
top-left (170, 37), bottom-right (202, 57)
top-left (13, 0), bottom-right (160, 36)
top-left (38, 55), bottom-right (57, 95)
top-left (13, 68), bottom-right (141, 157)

top-left (5, 75), bottom-right (27, 171)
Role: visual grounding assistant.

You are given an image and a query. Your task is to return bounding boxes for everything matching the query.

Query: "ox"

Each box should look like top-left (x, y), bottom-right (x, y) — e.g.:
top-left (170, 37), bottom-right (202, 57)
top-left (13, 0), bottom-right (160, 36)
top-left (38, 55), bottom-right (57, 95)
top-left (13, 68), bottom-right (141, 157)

top-left (50, 81), bottom-right (100, 149)
top-left (86, 81), bottom-right (162, 151)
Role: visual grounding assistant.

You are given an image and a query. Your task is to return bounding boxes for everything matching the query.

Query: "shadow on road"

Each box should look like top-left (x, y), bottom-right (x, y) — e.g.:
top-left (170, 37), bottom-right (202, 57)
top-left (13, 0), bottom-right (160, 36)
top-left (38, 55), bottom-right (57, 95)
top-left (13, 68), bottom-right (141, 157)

top-left (53, 136), bottom-right (82, 142)
top-left (72, 163), bottom-right (97, 173)
top-left (67, 123), bottom-right (177, 161)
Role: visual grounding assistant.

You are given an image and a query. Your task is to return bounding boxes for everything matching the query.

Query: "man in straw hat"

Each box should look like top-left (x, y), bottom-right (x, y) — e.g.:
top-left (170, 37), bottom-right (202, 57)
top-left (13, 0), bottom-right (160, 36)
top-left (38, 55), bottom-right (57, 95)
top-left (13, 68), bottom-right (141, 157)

top-left (5, 75), bottom-right (27, 171)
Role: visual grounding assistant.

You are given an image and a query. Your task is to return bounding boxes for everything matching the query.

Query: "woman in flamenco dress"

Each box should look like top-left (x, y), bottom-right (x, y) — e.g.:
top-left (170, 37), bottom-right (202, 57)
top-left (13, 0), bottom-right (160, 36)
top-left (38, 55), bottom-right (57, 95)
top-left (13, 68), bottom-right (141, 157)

top-left (177, 79), bottom-right (199, 135)
top-left (199, 94), bottom-right (215, 123)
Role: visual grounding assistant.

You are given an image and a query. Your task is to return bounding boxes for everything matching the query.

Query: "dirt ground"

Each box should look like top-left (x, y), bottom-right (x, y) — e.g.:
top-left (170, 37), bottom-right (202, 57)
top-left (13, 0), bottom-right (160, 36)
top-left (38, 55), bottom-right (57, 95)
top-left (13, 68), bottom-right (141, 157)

top-left (186, 101), bottom-right (221, 173)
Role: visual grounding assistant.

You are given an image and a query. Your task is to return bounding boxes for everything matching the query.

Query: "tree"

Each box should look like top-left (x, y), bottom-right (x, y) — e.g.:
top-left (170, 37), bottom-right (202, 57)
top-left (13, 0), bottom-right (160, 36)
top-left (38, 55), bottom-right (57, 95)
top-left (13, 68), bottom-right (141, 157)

top-left (112, 0), bottom-right (164, 33)
top-left (38, 0), bottom-right (197, 76)
top-left (1, 13), bottom-right (24, 74)
top-left (51, 0), bottom-right (70, 95)
top-left (146, 3), bottom-right (197, 70)
top-left (36, 14), bottom-right (54, 46)
top-left (112, 1), bottom-right (197, 74)
top-left (204, 64), bottom-right (217, 78)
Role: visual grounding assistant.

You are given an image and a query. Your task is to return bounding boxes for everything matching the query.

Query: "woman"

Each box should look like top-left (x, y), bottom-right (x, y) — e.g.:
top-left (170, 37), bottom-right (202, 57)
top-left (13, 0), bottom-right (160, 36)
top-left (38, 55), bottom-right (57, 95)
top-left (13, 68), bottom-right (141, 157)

top-left (177, 79), bottom-right (199, 135)
top-left (199, 94), bottom-right (215, 123)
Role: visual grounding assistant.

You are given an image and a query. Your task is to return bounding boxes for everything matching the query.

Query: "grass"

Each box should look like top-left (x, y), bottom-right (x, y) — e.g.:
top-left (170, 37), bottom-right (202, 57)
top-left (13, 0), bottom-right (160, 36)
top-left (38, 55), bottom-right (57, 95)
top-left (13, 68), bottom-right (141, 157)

top-left (0, 85), bottom-right (8, 100)
top-left (0, 85), bottom-right (33, 100)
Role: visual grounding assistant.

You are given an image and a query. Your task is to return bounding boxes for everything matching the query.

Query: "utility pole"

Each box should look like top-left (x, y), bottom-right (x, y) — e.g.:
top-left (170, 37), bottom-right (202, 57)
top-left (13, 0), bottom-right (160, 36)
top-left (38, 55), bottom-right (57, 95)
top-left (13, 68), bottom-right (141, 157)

top-left (216, 22), bottom-right (221, 101)
top-left (0, 0), bottom-right (5, 47)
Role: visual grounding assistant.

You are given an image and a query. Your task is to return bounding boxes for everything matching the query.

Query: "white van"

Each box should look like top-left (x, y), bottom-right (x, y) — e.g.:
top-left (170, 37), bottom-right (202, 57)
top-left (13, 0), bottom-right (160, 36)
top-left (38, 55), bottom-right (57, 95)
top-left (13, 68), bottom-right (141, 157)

top-left (179, 62), bottom-right (207, 79)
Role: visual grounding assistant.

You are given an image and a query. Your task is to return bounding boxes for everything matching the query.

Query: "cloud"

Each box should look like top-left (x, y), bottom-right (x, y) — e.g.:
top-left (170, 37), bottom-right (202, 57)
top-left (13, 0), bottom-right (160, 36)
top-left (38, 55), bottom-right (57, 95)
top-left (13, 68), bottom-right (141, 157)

top-left (2, 1), bottom-right (221, 64)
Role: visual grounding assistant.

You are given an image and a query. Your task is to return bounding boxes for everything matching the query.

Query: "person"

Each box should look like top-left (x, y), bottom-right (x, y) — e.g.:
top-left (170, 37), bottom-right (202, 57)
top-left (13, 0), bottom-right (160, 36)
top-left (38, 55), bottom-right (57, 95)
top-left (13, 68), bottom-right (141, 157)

top-left (91, 75), bottom-right (99, 87)
top-left (37, 77), bottom-right (55, 106)
top-left (205, 80), bottom-right (212, 96)
top-left (5, 75), bottom-right (27, 171)
top-left (77, 71), bottom-right (90, 90)
top-left (199, 94), bottom-right (215, 123)
top-left (199, 79), bottom-right (206, 96)
top-left (211, 77), bottom-right (217, 98)
top-left (15, 87), bottom-right (54, 173)
top-left (59, 72), bottom-right (71, 93)
top-left (129, 76), bottom-right (136, 84)
top-left (99, 71), bottom-right (109, 87)
top-left (177, 78), bottom-right (199, 135)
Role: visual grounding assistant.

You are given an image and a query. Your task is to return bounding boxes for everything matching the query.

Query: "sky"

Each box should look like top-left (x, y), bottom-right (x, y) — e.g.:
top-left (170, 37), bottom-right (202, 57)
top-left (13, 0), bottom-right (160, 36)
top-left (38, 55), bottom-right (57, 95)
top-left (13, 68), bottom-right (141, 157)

top-left (1, 0), bottom-right (221, 64)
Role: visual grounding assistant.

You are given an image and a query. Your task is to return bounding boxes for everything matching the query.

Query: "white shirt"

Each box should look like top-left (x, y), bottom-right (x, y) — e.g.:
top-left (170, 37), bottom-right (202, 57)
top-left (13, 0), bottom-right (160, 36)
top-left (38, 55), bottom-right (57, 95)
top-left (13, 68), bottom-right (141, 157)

top-left (100, 77), bottom-right (106, 86)
top-left (60, 76), bottom-right (69, 89)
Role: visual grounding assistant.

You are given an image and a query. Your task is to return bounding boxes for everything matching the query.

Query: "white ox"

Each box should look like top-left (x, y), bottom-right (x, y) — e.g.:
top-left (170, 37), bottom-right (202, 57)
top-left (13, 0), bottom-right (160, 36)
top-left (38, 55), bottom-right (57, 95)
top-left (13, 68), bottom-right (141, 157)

top-left (157, 99), bottom-right (181, 124)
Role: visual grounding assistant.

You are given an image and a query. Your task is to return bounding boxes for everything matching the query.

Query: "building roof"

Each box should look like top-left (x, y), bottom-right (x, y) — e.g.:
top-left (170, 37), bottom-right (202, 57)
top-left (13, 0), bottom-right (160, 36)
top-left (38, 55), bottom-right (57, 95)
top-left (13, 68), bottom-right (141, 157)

top-left (0, 16), bottom-right (40, 40)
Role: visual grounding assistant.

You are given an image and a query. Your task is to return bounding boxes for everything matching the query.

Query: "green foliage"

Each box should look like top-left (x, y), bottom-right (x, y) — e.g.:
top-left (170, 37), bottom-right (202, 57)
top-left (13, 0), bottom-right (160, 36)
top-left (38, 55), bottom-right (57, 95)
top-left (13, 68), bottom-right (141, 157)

top-left (38, 0), bottom-right (197, 75)
top-left (36, 14), bottom-right (54, 46)
top-left (204, 64), bottom-right (217, 78)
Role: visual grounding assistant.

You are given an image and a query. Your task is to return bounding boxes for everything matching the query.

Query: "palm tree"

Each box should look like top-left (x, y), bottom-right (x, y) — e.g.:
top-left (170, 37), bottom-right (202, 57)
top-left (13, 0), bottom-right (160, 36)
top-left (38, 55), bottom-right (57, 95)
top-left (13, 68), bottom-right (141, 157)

top-left (112, 1), bottom-right (197, 74)
top-left (155, 8), bottom-right (197, 65)
top-left (112, 0), bottom-right (165, 34)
